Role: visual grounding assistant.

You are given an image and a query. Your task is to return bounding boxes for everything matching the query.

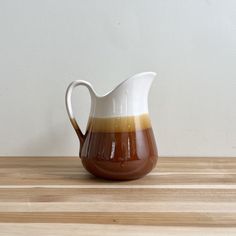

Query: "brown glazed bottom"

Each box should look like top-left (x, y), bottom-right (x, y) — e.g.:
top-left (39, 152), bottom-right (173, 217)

top-left (80, 128), bottom-right (158, 180)
top-left (82, 156), bottom-right (157, 180)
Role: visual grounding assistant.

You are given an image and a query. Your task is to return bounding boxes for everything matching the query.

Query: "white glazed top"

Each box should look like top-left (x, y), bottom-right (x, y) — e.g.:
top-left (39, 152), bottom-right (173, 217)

top-left (90, 72), bottom-right (156, 118)
top-left (65, 72), bottom-right (156, 138)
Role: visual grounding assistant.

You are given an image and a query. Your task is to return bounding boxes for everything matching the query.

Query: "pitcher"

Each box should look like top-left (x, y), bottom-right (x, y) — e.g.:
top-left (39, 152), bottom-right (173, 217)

top-left (65, 72), bottom-right (158, 180)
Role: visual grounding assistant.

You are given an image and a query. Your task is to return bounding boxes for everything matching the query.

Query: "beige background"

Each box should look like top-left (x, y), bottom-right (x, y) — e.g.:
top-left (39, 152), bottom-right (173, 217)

top-left (0, 0), bottom-right (236, 157)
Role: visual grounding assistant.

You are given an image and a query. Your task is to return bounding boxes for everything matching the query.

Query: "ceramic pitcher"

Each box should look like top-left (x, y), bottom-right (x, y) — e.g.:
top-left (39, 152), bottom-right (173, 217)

top-left (65, 72), bottom-right (158, 180)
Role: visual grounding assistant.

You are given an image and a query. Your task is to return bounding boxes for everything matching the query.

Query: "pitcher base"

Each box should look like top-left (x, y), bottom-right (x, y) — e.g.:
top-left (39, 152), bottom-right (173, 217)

top-left (81, 157), bottom-right (157, 180)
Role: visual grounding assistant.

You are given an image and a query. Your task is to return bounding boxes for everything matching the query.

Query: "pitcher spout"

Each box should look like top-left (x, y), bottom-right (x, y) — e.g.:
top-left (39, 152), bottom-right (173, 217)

top-left (125, 71), bottom-right (156, 96)
top-left (111, 71), bottom-right (157, 98)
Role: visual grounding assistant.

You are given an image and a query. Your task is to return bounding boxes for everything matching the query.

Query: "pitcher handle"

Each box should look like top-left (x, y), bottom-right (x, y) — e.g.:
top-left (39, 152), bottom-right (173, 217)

top-left (65, 80), bottom-right (95, 146)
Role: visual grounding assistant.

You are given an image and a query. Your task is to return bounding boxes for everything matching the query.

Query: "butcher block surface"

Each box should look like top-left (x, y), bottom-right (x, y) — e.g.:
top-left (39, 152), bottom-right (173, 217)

top-left (0, 157), bottom-right (235, 235)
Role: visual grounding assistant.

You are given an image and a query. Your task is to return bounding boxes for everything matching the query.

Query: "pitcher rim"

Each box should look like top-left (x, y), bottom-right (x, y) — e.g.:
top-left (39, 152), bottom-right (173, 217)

top-left (96, 71), bottom-right (157, 98)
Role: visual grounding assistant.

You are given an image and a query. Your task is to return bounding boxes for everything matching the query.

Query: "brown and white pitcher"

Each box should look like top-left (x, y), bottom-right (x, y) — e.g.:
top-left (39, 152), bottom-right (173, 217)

top-left (65, 72), bottom-right (158, 180)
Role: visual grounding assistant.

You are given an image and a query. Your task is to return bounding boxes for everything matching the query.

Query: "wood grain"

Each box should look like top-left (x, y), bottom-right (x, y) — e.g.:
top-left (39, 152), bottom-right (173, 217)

top-left (1, 224), bottom-right (236, 236)
top-left (0, 157), bottom-right (235, 235)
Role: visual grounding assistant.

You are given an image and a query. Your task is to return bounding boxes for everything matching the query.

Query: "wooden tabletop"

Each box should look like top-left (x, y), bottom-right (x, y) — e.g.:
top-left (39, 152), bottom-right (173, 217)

top-left (0, 157), bottom-right (236, 235)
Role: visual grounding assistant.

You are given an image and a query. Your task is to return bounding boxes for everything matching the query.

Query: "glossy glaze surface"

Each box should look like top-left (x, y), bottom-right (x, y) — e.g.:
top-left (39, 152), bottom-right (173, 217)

top-left (80, 115), bottom-right (158, 180)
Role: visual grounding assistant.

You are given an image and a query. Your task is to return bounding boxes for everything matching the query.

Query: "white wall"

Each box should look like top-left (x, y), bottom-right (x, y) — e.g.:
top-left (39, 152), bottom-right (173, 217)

top-left (0, 0), bottom-right (236, 157)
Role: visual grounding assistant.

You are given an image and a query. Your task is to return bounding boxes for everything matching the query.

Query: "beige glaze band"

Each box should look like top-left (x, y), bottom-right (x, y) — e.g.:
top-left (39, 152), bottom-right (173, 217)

top-left (87, 113), bottom-right (152, 133)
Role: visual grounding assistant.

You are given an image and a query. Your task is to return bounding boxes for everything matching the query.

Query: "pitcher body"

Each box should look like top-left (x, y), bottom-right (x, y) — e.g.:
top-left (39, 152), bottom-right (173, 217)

top-left (66, 72), bottom-right (158, 180)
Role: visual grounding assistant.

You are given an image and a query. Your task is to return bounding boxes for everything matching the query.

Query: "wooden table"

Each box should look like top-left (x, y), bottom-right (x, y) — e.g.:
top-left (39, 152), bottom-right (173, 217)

top-left (0, 157), bottom-right (236, 235)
